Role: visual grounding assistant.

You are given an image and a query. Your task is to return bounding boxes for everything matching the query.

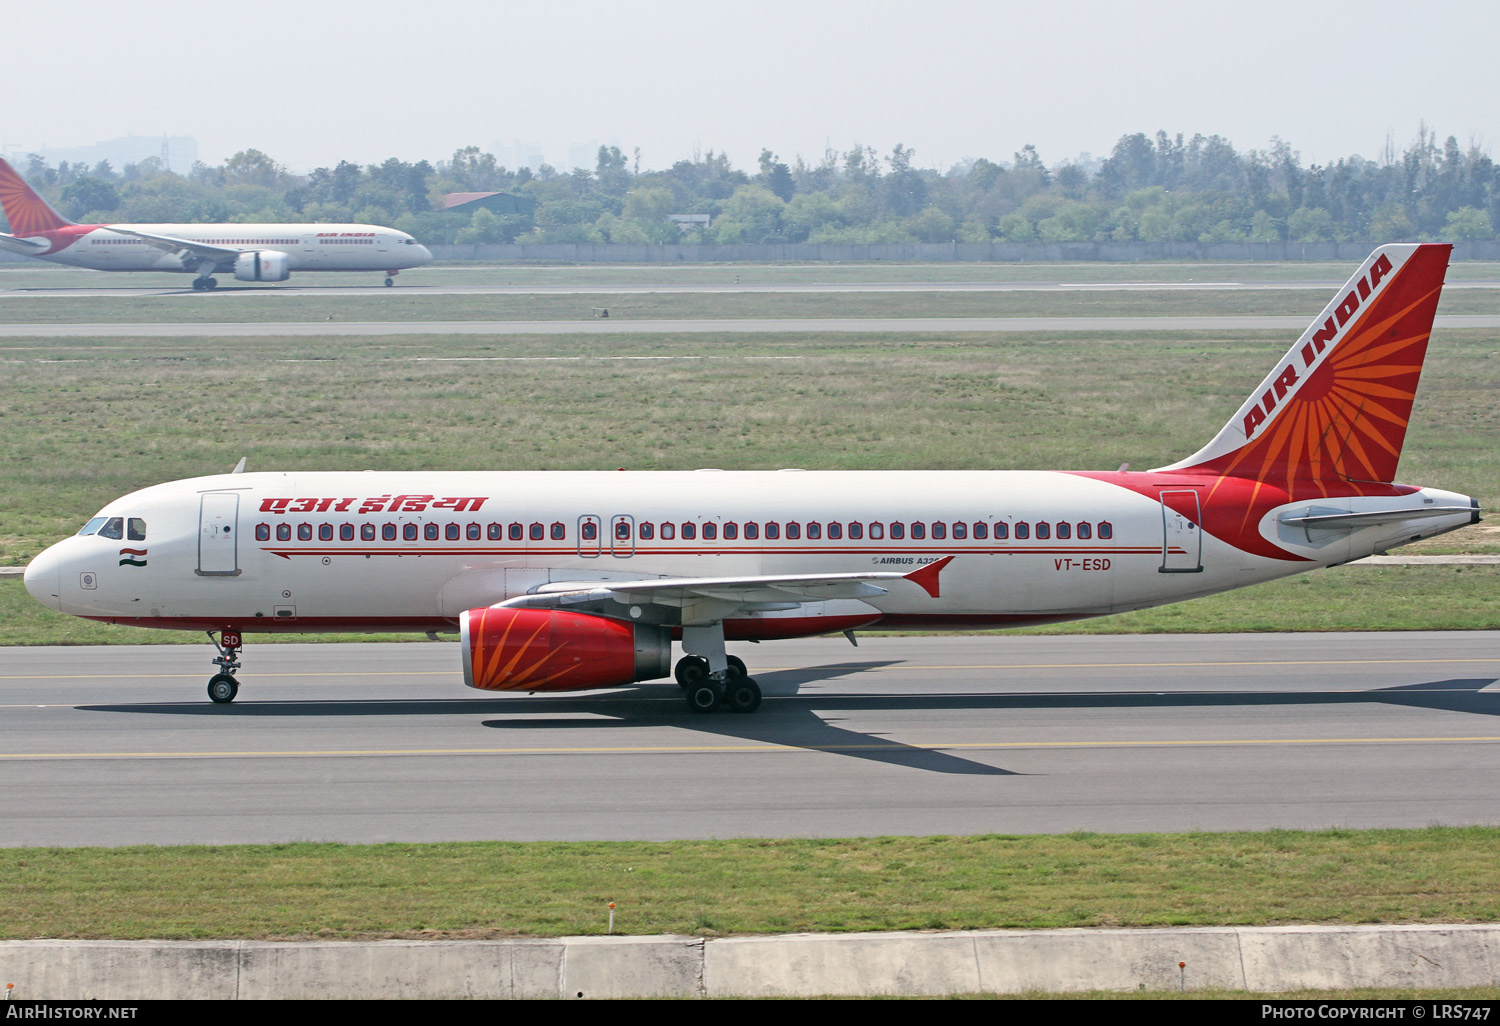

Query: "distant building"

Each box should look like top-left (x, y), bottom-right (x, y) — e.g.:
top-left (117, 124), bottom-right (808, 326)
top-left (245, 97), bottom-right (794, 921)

top-left (442, 192), bottom-right (536, 216)
top-left (669, 213), bottom-right (711, 232)
top-left (8, 134), bottom-right (198, 173)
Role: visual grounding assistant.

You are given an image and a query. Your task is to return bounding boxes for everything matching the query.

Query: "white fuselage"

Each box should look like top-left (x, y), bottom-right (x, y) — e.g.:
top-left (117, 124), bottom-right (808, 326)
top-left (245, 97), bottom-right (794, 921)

top-left (17, 223), bottom-right (431, 273)
top-left (23, 470), bottom-right (1476, 638)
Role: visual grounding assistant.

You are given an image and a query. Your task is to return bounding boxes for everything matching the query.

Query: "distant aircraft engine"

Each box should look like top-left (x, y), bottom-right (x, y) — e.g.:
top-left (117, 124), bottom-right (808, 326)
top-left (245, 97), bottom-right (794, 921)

top-left (233, 251), bottom-right (291, 282)
top-left (461, 607), bottom-right (671, 692)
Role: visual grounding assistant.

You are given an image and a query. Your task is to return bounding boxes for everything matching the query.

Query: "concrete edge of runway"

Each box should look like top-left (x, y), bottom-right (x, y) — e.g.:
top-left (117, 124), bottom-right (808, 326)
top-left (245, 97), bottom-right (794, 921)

top-left (6, 923), bottom-right (1498, 998)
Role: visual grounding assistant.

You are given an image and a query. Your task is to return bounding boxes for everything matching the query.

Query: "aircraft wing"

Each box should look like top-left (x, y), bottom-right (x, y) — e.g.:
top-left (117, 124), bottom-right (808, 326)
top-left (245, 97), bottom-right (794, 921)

top-left (493, 558), bottom-right (954, 620)
top-left (0, 232), bottom-right (49, 254)
top-left (98, 226), bottom-right (242, 261)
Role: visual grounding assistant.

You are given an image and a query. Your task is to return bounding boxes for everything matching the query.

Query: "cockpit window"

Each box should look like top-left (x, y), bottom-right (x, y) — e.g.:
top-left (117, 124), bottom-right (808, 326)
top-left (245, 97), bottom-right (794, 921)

top-left (98, 517), bottom-right (124, 540)
top-left (128, 518), bottom-right (146, 541)
top-left (77, 517), bottom-right (107, 536)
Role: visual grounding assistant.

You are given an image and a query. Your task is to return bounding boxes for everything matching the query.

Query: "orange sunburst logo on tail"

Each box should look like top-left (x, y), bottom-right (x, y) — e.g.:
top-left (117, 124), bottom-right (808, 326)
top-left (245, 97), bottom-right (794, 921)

top-left (0, 157), bottom-right (74, 236)
top-left (1177, 244), bottom-right (1450, 497)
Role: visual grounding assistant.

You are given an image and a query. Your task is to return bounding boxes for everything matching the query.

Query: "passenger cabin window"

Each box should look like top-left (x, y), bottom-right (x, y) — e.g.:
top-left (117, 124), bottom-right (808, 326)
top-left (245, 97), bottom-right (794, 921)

top-left (932, 522), bottom-right (947, 541)
top-left (660, 523), bottom-right (675, 541)
top-left (551, 522), bottom-right (565, 540)
top-left (828, 522), bottom-right (842, 540)
top-left (403, 523), bottom-right (418, 541)
top-left (703, 523), bottom-right (718, 541)
top-left (786, 522), bottom-right (801, 540)
top-left (640, 522), bottom-right (655, 541)
top-left (256, 524), bottom-right (270, 541)
top-left (319, 524), bottom-right (333, 541)
top-left (889, 522), bottom-right (904, 541)
top-left (1036, 522), bottom-right (1051, 540)
top-left (1077, 522), bottom-right (1092, 540)
top-left (765, 522), bottom-right (780, 540)
top-left (425, 523), bottom-right (440, 541)
top-left (469, 523), bottom-right (482, 541)
top-left (383, 523), bottom-right (397, 541)
top-left (361, 524), bottom-right (376, 541)
top-left (445, 523), bottom-right (459, 541)
top-left (973, 522), bottom-right (988, 540)
top-left (744, 522), bottom-right (759, 540)
top-left (581, 522), bottom-right (598, 541)
top-left (723, 522), bottom-right (738, 541)
top-left (682, 523), bottom-right (697, 541)
top-left (276, 524), bottom-right (291, 541)
top-left (1056, 522), bottom-right (1071, 540)
top-left (341, 524), bottom-right (355, 541)
top-left (510, 523), bottom-right (523, 541)
top-left (807, 522), bottom-right (822, 540)
top-left (849, 522), bottom-right (863, 540)
top-left (994, 522), bottom-right (1009, 540)
top-left (488, 523), bottom-right (502, 540)
top-left (952, 522), bottom-right (966, 540)
top-left (615, 521), bottom-right (631, 540)
top-left (870, 522), bottom-right (884, 540)
top-left (911, 522), bottom-right (926, 541)
top-left (530, 523), bottom-right (544, 541)
top-left (1098, 521), bottom-right (1113, 539)
top-left (299, 523), bottom-right (313, 541)
top-left (1015, 522), bottom-right (1030, 540)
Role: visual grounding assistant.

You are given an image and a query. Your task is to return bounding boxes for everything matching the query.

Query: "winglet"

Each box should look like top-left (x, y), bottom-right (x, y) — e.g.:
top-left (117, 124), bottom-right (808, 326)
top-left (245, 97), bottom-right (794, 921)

top-left (904, 556), bottom-right (954, 598)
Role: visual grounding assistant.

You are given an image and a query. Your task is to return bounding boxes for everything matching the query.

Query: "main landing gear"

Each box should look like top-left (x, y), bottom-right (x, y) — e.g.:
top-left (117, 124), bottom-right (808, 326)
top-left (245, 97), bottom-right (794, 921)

top-left (206, 629), bottom-right (243, 703)
top-left (192, 276), bottom-right (218, 291)
top-left (674, 653), bottom-right (761, 714)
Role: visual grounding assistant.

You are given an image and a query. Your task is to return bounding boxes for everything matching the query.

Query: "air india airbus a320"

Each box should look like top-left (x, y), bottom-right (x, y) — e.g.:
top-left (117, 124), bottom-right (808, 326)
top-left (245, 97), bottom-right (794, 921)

top-left (23, 243), bottom-right (1478, 713)
top-left (0, 157), bottom-right (431, 288)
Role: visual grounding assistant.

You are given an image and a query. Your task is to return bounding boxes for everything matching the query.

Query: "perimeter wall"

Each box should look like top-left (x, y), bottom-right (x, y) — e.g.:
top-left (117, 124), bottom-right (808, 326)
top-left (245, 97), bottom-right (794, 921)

top-left (427, 240), bottom-right (1500, 262)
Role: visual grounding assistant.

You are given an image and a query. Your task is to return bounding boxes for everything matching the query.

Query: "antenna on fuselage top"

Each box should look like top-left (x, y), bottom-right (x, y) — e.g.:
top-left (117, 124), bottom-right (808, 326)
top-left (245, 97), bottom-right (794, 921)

top-left (231, 457), bottom-right (247, 474)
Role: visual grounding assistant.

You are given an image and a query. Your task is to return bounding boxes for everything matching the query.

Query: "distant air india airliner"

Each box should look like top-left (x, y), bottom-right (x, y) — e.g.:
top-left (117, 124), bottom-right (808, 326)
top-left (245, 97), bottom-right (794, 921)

top-left (24, 244), bottom-right (1477, 713)
top-left (0, 157), bottom-right (431, 288)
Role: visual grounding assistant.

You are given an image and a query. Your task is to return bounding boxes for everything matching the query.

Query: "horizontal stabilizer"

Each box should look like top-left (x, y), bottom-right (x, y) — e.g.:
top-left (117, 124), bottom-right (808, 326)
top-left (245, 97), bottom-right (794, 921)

top-left (0, 232), bottom-right (49, 253)
top-left (1278, 505), bottom-right (1477, 529)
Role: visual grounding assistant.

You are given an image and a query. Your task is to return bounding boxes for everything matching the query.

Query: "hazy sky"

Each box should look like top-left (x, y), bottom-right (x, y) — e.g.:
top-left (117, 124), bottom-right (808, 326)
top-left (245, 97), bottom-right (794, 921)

top-left (9, 0), bottom-right (1496, 174)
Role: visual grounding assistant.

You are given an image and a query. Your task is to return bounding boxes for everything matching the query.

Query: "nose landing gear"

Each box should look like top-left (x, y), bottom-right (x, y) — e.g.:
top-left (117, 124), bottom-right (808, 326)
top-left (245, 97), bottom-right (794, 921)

top-left (207, 629), bottom-right (243, 703)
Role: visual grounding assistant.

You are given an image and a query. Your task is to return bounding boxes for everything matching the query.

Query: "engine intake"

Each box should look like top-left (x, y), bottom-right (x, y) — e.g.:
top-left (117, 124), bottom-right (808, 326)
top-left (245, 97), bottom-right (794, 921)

top-left (234, 250), bottom-right (290, 282)
top-left (461, 607), bottom-right (670, 692)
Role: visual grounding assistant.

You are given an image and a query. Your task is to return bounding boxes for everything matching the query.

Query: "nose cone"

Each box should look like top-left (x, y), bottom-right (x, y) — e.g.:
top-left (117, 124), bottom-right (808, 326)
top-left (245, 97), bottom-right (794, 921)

top-left (414, 243), bottom-right (433, 265)
top-left (23, 544), bottom-right (62, 611)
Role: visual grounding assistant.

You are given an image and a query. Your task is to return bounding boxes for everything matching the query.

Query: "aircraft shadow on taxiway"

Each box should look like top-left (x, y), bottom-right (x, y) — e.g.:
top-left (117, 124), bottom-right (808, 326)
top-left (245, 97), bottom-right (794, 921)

top-left (77, 667), bottom-right (1500, 778)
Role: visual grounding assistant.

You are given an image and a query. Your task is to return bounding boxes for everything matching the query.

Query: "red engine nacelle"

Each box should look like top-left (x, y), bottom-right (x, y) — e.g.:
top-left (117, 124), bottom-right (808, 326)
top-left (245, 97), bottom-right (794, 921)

top-left (461, 607), bottom-right (671, 692)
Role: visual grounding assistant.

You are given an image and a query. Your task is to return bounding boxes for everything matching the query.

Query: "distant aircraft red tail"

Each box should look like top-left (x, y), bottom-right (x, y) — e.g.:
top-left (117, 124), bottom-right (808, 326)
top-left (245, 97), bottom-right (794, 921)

top-left (0, 157), bottom-right (74, 236)
top-left (1155, 243), bottom-right (1452, 491)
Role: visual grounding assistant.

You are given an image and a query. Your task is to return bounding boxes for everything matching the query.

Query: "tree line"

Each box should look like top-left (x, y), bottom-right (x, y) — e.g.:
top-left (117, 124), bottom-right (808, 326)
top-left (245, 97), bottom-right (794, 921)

top-left (6, 125), bottom-right (1495, 245)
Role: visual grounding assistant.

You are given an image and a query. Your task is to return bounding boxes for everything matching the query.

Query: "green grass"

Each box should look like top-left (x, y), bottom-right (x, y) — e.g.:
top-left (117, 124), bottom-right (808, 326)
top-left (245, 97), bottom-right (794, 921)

top-left (4, 326), bottom-right (1495, 568)
top-left (6, 565), bottom-right (1499, 646)
top-left (5, 828), bottom-right (1500, 939)
top-left (1, 285), bottom-right (1498, 323)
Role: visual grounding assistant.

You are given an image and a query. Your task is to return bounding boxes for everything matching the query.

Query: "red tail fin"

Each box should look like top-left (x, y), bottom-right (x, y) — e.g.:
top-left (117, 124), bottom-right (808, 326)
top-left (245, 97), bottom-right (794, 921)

top-left (0, 157), bottom-right (74, 236)
top-left (1155, 243), bottom-right (1451, 490)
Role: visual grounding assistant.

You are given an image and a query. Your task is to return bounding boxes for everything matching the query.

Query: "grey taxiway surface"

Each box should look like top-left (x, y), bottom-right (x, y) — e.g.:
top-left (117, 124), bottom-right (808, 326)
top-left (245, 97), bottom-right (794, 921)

top-left (4, 633), bottom-right (1498, 847)
top-left (5, 315), bottom-right (1500, 338)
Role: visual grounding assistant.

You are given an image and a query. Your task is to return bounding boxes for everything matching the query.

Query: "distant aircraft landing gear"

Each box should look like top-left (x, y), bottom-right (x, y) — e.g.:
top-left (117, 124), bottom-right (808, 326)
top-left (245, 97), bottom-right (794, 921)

top-left (192, 277), bottom-right (217, 291)
top-left (207, 629), bottom-right (243, 703)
